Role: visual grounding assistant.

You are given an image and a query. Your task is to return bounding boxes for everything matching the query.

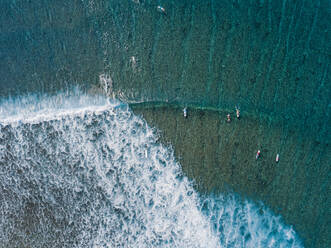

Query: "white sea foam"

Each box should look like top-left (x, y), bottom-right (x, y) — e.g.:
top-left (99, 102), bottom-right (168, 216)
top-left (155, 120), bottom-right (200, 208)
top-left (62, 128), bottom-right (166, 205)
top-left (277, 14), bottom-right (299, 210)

top-left (0, 92), bottom-right (303, 247)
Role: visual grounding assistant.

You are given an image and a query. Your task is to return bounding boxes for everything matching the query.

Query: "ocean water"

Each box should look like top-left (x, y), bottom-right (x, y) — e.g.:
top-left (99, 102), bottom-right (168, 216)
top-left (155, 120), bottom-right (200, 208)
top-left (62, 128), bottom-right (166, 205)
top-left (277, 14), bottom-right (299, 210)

top-left (0, 92), bottom-right (302, 247)
top-left (0, 0), bottom-right (329, 247)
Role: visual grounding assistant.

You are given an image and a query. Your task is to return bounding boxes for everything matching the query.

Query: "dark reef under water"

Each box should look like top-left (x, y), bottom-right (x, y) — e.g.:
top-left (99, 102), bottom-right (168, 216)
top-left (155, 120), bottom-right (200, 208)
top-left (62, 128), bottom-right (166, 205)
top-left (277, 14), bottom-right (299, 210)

top-left (0, 0), bottom-right (330, 247)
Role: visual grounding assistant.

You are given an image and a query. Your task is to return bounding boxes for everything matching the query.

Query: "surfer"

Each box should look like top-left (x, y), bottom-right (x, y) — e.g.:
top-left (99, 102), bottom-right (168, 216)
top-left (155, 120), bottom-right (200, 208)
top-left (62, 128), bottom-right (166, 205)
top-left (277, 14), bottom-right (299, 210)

top-left (226, 113), bottom-right (231, 122)
top-left (256, 150), bottom-right (261, 160)
top-left (276, 153), bottom-right (279, 163)
top-left (183, 107), bottom-right (188, 118)
top-left (157, 6), bottom-right (166, 15)
top-left (235, 106), bottom-right (240, 119)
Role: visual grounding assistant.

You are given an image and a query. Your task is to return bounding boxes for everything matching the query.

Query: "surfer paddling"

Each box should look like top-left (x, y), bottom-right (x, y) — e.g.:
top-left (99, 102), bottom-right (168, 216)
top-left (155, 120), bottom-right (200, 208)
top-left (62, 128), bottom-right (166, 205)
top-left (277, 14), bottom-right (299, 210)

top-left (183, 107), bottom-right (188, 118)
top-left (276, 153), bottom-right (279, 163)
top-left (235, 106), bottom-right (240, 119)
top-left (226, 113), bottom-right (231, 123)
top-left (256, 150), bottom-right (261, 160)
top-left (157, 6), bottom-right (166, 15)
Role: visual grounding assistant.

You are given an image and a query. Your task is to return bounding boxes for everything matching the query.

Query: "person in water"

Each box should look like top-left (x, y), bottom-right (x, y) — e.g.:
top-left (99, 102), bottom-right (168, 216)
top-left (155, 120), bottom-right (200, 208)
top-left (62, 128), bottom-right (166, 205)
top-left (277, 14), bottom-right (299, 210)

top-left (183, 107), bottom-right (187, 118)
top-left (235, 107), bottom-right (240, 119)
top-left (276, 153), bottom-right (279, 163)
top-left (157, 6), bottom-right (166, 15)
top-left (256, 150), bottom-right (261, 160)
top-left (226, 113), bottom-right (231, 122)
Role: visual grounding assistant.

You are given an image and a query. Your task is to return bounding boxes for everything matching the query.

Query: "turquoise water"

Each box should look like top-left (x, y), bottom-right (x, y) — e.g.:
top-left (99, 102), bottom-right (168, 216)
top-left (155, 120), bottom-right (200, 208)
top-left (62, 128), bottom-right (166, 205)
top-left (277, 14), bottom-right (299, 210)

top-left (1, 0), bottom-right (329, 139)
top-left (0, 0), bottom-right (330, 247)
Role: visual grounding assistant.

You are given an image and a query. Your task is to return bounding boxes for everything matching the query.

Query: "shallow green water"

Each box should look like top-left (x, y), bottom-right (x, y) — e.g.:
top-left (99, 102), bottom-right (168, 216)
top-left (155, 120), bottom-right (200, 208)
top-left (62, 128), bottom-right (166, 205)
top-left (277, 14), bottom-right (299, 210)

top-left (131, 103), bottom-right (330, 248)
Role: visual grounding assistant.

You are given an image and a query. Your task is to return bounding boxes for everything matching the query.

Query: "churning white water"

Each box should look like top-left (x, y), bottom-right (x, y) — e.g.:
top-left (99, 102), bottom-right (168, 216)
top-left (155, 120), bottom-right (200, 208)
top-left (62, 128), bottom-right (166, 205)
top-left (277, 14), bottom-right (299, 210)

top-left (0, 92), bottom-right (302, 247)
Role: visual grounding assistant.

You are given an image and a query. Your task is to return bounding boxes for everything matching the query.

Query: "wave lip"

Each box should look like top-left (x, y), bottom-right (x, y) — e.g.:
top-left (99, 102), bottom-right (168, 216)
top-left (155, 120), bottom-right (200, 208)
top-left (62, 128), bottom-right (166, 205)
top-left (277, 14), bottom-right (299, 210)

top-left (0, 90), bottom-right (119, 124)
top-left (0, 93), bottom-right (303, 247)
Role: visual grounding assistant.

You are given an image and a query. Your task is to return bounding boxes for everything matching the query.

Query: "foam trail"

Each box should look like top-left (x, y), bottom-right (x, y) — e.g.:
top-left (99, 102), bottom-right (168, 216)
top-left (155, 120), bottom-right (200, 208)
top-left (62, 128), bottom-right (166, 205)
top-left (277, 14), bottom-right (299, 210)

top-left (0, 92), bottom-right (303, 247)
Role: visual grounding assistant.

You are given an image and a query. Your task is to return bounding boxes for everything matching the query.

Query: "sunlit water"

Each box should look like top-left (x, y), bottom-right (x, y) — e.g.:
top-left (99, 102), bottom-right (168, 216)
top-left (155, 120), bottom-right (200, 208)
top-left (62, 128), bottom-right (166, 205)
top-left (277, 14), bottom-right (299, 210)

top-left (0, 92), bottom-right (302, 247)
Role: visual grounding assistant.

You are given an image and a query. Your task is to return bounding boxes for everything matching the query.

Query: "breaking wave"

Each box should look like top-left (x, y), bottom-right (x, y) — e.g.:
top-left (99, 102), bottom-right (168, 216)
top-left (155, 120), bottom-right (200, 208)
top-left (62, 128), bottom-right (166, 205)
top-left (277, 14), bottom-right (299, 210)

top-left (0, 92), bottom-right (302, 247)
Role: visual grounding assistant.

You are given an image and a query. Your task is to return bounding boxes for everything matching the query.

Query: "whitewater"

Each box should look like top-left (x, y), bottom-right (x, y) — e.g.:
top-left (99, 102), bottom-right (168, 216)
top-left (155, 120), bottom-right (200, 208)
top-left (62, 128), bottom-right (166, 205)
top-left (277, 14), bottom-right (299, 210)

top-left (0, 92), bottom-right (303, 247)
